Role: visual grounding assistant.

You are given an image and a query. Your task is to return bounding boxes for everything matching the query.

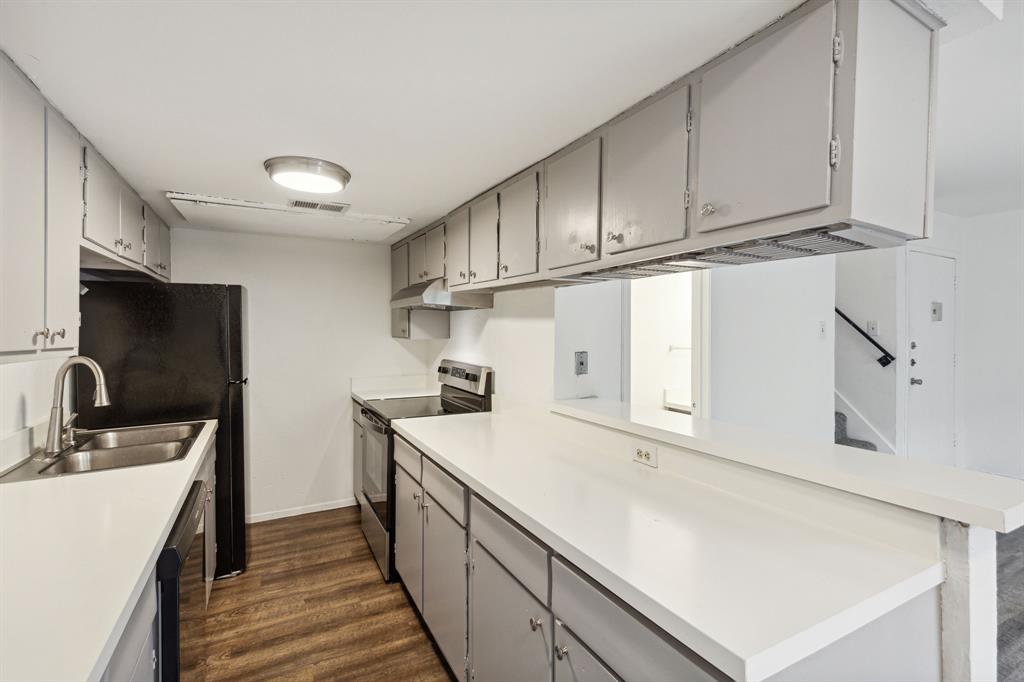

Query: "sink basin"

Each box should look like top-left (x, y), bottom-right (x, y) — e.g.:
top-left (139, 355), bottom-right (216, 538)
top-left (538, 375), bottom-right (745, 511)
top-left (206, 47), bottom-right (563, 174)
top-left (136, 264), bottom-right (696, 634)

top-left (0, 420), bottom-right (205, 482)
top-left (39, 442), bottom-right (186, 475)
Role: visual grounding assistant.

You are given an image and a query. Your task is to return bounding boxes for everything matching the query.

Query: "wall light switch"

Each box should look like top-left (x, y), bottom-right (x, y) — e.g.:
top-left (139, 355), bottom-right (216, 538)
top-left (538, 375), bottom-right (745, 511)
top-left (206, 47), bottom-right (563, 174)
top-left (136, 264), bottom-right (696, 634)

top-left (817, 321), bottom-right (827, 340)
top-left (633, 444), bottom-right (658, 468)
top-left (575, 351), bottom-right (588, 375)
top-left (866, 320), bottom-right (879, 336)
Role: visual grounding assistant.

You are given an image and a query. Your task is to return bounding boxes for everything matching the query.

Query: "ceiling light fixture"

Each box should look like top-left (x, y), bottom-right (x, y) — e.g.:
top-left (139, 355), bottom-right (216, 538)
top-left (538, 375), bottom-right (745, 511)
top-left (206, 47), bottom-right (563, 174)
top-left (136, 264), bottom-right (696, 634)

top-left (264, 156), bottom-right (351, 194)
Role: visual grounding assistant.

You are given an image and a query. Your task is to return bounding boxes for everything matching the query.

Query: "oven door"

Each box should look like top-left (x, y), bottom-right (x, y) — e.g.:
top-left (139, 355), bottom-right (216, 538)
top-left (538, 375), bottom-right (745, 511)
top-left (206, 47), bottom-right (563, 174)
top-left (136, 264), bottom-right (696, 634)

top-left (360, 408), bottom-right (390, 528)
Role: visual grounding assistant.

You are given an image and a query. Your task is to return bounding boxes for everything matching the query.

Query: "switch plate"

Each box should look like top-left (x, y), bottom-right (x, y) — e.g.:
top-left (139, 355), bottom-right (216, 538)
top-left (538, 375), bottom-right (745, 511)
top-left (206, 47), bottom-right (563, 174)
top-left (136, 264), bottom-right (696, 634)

top-left (574, 351), bottom-right (588, 375)
top-left (633, 444), bottom-right (658, 468)
top-left (817, 320), bottom-right (827, 340)
top-left (866, 320), bottom-right (878, 336)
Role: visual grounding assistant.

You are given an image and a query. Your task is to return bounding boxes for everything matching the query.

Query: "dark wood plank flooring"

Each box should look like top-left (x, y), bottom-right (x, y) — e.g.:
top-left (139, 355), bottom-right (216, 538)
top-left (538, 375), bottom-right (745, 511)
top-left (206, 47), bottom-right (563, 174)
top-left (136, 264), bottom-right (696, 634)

top-left (180, 506), bottom-right (448, 681)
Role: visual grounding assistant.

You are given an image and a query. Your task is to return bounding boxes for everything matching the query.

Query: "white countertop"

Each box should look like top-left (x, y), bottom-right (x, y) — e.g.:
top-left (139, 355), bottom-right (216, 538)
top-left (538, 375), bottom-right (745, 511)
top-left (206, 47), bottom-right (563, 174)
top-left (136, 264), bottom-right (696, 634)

top-left (0, 419), bottom-right (218, 682)
top-left (553, 399), bottom-right (1024, 533)
top-left (350, 374), bottom-right (440, 405)
top-left (393, 408), bottom-right (943, 681)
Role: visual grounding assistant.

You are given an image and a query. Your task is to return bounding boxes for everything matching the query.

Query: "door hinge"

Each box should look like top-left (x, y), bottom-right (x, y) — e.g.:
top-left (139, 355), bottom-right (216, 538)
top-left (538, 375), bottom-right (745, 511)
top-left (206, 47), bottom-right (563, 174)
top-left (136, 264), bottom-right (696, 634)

top-left (829, 136), bottom-right (841, 170)
top-left (684, 188), bottom-right (692, 210)
top-left (686, 109), bottom-right (693, 133)
top-left (832, 33), bottom-right (844, 66)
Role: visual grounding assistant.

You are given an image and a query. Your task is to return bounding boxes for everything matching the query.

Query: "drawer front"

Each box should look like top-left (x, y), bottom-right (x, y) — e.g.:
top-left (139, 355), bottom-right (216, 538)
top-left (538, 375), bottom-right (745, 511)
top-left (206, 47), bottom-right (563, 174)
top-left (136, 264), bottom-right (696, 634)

top-left (394, 436), bottom-right (422, 482)
top-left (554, 619), bottom-right (620, 682)
top-left (471, 495), bottom-right (549, 604)
top-left (551, 558), bottom-right (722, 682)
top-left (422, 457), bottom-right (466, 526)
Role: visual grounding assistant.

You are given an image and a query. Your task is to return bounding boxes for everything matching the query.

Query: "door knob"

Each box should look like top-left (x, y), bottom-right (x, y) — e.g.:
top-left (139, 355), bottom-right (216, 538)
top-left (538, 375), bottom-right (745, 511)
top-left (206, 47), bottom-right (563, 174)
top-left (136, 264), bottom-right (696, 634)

top-left (500, 264), bottom-right (509, 273)
top-left (911, 341), bottom-right (918, 349)
top-left (580, 243), bottom-right (596, 254)
top-left (529, 616), bottom-right (543, 631)
top-left (910, 358), bottom-right (917, 366)
top-left (700, 203), bottom-right (716, 217)
top-left (469, 270), bottom-right (476, 279)
top-left (459, 271), bottom-right (466, 279)
top-left (606, 232), bottom-right (624, 244)
top-left (554, 645), bottom-right (569, 660)
top-left (911, 377), bottom-right (923, 386)
top-left (51, 328), bottom-right (66, 340)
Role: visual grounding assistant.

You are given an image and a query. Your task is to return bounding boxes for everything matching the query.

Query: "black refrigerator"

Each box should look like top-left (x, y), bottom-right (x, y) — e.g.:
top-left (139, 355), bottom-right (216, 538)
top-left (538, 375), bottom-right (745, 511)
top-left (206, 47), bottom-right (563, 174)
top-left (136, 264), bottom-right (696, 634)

top-left (76, 282), bottom-right (247, 578)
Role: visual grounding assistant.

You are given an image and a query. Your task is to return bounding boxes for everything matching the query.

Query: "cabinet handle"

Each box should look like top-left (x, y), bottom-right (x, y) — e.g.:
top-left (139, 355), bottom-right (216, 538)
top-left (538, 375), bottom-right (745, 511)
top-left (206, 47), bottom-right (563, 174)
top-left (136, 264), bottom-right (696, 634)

top-left (469, 270), bottom-right (476, 279)
top-left (605, 232), bottom-right (623, 244)
top-left (529, 616), bottom-right (543, 631)
top-left (33, 328), bottom-right (50, 344)
top-left (555, 645), bottom-right (568, 660)
top-left (51, 328), bottom-right (66, 340)
top-left (910, 377), bottom-right (923, 386)
top-left (700, 203), bottom-right (716, 217)
top-left (579, 243), bottom-right (596, 254)
top-left (459, 271), bottom-right (466, 279)
top-left (500, 264), bottom-right (509, 273)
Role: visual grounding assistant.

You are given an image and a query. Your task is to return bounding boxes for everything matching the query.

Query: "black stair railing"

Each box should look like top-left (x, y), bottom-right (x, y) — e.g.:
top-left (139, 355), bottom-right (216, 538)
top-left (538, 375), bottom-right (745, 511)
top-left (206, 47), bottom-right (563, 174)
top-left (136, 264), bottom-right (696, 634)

top-left (834, 307), bottom-right (896, 367)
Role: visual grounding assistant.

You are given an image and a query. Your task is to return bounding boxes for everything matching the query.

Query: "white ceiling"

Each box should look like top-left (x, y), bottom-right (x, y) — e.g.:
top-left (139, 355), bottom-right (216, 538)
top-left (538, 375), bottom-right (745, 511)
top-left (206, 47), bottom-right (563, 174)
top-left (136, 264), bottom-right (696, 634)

top-left (0, 0), bottom-right (801, 242)
top-left (933, 0), bottom-right (1024, 216)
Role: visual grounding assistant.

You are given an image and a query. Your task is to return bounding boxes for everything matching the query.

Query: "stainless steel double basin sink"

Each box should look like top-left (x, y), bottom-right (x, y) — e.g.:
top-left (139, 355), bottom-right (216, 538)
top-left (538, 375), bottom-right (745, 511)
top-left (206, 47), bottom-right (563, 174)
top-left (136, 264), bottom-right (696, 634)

top-left (1, 421), bottom-right (204, 481)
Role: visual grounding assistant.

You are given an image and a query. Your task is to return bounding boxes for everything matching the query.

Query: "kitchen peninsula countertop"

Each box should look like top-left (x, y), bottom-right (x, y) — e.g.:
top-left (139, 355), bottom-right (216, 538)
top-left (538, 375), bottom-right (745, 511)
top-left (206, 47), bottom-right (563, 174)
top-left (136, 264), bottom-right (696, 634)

top-left (0, 419), bottom-right (218, 682)
top-left (392, 407), bottom-right (946, 681)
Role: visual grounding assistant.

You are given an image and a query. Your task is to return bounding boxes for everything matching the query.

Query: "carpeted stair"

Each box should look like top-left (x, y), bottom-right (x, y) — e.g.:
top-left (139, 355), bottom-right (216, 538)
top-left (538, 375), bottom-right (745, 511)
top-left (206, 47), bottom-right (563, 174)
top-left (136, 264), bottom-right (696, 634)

top-left (834, 411), bottom-right (878, 451)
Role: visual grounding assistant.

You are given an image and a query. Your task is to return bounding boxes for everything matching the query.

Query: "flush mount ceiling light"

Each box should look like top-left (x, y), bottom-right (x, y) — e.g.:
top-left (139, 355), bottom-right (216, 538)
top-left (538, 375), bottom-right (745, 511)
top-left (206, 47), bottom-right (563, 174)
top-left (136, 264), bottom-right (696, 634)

top-left (264, 156), bottom-right (351, 194)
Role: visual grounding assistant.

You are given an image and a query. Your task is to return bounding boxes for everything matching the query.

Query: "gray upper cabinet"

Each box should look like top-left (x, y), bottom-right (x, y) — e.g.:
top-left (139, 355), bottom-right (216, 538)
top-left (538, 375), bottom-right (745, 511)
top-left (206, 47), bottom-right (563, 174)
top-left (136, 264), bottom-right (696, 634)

top-left (602, 85), bottom-right (689, 255)
top-left (159, 219), bottom-right (172, 279)
top-left (470, 540), bottom-right (552, 682)
top-left (425, 224), bottom-right (445, 280)
top-left (469, 194), bottom-right (498, 284)
top-left (395, 464), bottom-right (424, 612)
top-left (408, 233), bottom-right (426, 283)
top-left (44, 108), bottom-right (83, 350)
top-left (694, 1), bottom-right (835, 233)
top-left (391, 242), bottom-right (409, 293)
top-left (422, 492), bottom-right (468, 678)
top-left (119, 183), bottom-right (144, 264)
top-left (83, 145), bottom-right (122, 255)
top-left (0, 55), bottom-right (46, 353)
top-left (447, 208), bottom-right (470, 285)
top-left (543, 138), bottom-right (601, 270)
top-left (143, 208), bottom-right (171, 278)
top-left (553, 620), bottom-right (619, 682)
top-left (498, 172), bottom-right (538, 279)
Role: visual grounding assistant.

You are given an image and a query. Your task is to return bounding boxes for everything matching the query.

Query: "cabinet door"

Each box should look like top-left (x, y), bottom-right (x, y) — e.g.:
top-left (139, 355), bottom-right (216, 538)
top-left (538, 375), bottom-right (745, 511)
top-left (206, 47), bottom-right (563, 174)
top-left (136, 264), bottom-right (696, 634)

top-left (119, 183), bottom-right (144, 264)
top-left (425, 224), bottom-right (445, 280)
top-left (159, 220), bottom-right (172, 279)
top-left (408, 234), bottom-right (426, 283)
top-left (391, 243), bottom-right (409, 294)
top-left (544, 138), bottom-right (601, 270)
top-left (498, 173), bottom-right (538, 279)
top-left (83, 146), bottom-right (122, 255)
top-left (447, 208), bottom-right (470, 285)
top-left (602, 86), bottom-right (689, 254)
top-left (44, 108), bottom-right (82, 350)
top-left (694, 1), bottom-right (835, 233)
top-left (0, 57), bottom-right (46, 353)
top-left (395, 464), bottom-right (424, 611)
top-left (143, 208), bottom-right (162, 275)
top-left (468, 194), bottom-right (498, 284)
top-left (470, 541), bottom-right (551, 682)
top-left (422, 493), bottom-right (467, 677)
top-left (553, 620), bottom-right (619, 682)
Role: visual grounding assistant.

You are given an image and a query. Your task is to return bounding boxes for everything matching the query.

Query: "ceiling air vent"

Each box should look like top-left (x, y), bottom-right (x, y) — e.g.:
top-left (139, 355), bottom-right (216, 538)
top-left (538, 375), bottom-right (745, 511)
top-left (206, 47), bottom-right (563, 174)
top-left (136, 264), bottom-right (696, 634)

top-left (288, 199), bottom-right (350, 213)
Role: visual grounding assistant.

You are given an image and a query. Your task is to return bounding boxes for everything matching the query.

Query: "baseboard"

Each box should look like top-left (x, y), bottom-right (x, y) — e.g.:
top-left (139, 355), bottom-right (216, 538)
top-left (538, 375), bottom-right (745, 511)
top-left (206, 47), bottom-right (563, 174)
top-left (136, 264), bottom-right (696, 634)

top-left (246, 497), bottom-right (357, 524)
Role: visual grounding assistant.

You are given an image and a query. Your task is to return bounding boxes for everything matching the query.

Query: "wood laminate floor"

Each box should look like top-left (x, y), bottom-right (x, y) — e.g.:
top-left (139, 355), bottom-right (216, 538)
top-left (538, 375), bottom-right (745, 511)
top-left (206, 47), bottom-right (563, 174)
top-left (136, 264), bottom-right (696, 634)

top-left (180, 506), bottom-right (448, 681)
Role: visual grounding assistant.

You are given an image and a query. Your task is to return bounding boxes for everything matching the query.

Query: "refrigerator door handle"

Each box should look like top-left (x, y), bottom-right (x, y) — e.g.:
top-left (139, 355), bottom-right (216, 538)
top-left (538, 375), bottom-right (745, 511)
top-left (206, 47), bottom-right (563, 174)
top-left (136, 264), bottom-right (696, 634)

top-left (228, 377), bottom-right (248, 385)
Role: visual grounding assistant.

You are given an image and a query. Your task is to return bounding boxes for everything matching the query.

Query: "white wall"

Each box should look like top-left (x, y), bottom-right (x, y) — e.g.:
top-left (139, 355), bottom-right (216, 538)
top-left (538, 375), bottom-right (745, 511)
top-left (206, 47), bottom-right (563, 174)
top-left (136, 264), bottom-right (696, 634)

top-left (553, 280), bottom-right (625, 401)
top-left (630, 272), bottom-right (692, 409)
top-left (426, 286), bottom-right (556, 408)
top-left (172, 227), bottom-right (432, 522)
top-left (0, 354), bottom-right (73, 474)
top-left (709, 256), bottom-right (836, 443)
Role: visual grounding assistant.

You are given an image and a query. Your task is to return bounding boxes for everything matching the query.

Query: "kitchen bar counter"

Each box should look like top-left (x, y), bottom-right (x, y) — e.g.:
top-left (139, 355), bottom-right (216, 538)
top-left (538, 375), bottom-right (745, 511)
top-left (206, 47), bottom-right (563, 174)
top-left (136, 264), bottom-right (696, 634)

top-left (552, 399), bottom-right (1024, 533)
top-left (393, 407), bottom-right (945, 681)
top-left (0, 419), bottom-right (218, 682)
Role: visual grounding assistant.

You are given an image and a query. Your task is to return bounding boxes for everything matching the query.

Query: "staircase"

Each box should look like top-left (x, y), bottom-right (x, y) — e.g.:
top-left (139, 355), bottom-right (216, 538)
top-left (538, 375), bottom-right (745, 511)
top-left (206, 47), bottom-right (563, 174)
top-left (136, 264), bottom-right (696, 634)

top-left (835, 411), bottom-right (878, 451)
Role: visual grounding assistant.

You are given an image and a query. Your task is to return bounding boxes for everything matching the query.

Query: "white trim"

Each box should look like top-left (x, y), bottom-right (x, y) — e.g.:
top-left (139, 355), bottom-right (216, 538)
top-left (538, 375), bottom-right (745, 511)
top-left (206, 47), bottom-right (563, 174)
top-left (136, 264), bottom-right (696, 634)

top-left (940, 519), bottom-right (997, 682)
top-left (692, 269), bottom-right (711, 418)
top-left (246, 497), bottom-right (357, 524)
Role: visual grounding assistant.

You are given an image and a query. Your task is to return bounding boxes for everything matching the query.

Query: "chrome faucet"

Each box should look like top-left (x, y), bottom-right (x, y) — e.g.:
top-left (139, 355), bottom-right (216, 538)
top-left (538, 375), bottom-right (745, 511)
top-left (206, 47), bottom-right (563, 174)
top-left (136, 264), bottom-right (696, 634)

top-left (44, 355), bottom-right (111, 455)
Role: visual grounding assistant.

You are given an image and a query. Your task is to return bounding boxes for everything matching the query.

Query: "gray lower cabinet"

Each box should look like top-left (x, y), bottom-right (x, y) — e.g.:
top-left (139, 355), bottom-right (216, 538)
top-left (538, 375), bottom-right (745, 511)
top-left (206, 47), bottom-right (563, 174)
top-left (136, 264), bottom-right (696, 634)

top-left (101, 570), bottom-right (158, 682)
top-left (422, 491), bottom-right (468, 678)
top-left (553, 619), bottom-right (619, 682)
top-left (395, 463), bottom-right (424, 610)
top-left (469, 541), bottom-right (552, 682)
top-left (352, 408), bottom-right (363, 504)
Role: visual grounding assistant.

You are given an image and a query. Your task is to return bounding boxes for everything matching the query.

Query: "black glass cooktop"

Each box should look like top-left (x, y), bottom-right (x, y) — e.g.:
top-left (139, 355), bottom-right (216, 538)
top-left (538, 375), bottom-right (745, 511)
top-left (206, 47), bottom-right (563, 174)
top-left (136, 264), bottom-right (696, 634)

top-left (365, 395), bottom-right (445, 422)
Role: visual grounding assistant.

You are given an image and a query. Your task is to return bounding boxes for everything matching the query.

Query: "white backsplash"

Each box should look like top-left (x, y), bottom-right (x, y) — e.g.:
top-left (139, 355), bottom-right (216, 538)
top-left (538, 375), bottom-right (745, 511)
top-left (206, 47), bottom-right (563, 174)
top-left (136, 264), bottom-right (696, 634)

top-left (0, 353), bottom-right (73, 473)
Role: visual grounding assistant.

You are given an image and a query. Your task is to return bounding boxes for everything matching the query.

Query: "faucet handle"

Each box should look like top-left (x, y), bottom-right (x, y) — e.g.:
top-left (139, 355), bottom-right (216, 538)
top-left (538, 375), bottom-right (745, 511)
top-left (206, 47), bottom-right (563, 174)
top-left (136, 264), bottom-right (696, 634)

top-left (63, 412), bottom-right (78, 429)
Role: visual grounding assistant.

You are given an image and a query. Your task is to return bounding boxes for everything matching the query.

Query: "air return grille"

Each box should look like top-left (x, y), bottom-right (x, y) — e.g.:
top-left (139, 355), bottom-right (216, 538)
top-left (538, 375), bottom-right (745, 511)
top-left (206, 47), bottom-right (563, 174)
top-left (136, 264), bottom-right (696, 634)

top-left (288, 199), bottom-right (350, 213)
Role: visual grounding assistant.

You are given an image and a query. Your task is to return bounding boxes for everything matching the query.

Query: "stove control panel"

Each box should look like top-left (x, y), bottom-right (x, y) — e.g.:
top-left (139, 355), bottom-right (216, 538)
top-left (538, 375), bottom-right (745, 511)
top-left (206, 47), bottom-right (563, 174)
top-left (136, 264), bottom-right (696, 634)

top-left (437, 359), bottom-right (493, 396)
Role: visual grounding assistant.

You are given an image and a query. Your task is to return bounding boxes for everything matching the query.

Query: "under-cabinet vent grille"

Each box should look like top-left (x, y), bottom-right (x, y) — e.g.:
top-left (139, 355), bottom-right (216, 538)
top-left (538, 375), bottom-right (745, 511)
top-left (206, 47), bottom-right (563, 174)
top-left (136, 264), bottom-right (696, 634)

top-left (288, 199), bottom-right (350, 213)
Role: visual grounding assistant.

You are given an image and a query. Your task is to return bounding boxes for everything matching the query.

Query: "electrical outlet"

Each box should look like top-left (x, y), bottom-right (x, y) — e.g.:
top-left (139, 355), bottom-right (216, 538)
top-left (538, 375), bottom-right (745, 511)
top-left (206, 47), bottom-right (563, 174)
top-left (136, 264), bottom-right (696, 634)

top-left (574, 351), bottom-right (588, 376)
top-left (633, 444), bottom-right (658, 468)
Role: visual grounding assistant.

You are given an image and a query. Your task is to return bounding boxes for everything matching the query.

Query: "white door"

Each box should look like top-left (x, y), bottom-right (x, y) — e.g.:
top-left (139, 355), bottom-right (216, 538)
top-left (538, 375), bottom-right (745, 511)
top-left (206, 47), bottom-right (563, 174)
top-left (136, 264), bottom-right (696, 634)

top-left (907, 252), bottom-right (956, 466)
top-left (144, 207), bottom-right (162, 275)
top-left (447, 209), bottom-right (470, 285)
top-left (83, 145), bottom-right (122, 255)
top-left (391, 242), bottom-right (409, 293)
top-left (119, 183), bottom-right (144, 263)
top-left (158, 221), bottom-right (172, 279)
top-left (45, 108), bottom-right (82, 350)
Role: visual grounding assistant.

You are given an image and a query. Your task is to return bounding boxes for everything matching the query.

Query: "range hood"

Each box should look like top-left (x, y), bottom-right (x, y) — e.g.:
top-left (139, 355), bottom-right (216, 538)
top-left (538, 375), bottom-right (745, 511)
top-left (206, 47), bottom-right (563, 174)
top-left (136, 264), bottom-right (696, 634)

top-left (391, 279), bottom-right (493, 311)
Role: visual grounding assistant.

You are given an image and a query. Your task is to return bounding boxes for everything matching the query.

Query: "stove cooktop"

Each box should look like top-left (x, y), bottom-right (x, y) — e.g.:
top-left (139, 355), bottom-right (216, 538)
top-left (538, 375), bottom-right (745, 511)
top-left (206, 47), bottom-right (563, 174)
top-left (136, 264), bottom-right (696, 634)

top-left (364, 395), bottom-right (446, 422)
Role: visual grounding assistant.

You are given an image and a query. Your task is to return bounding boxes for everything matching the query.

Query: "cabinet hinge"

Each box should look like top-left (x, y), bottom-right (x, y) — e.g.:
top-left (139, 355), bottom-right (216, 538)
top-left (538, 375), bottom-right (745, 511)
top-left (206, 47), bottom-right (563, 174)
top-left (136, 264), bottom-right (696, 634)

top-left (684, 188), bottom-right (692, 210)
top-left (829, 136), bottom-right (841, 170)
top-left (80, 165), bottom-right (88, 181)
top-left (464, 549), bottom-right (470, 567)
top-left (82, 202), bottom-right (88, 219)
top-left (686, 109), bottom-right (693, 133)
top-left (832, 33), bottom-right (843, 66)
